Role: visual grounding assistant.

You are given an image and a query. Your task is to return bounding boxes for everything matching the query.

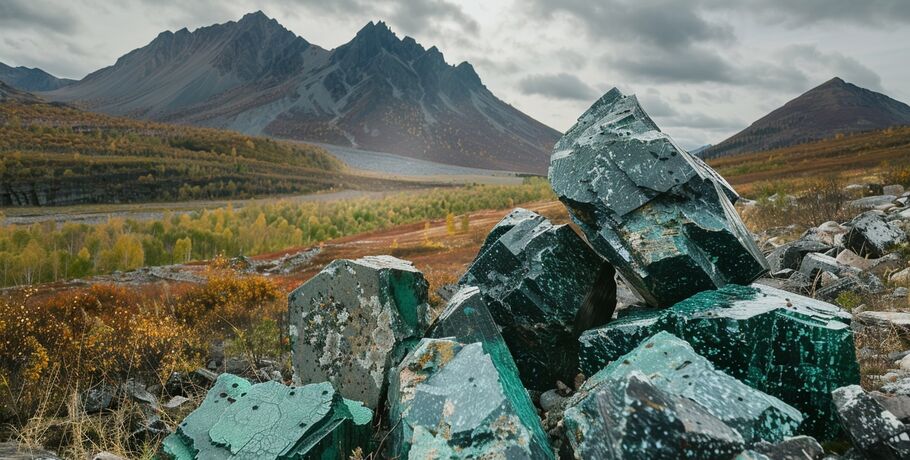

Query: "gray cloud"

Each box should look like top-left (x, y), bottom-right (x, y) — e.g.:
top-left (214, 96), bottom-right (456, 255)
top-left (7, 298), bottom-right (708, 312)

top-left (290, 0), bottom-right (476, 37)
top-left (779, 44), bottom-right (883, 91)
top-left (732, 0), bottom-right (910, 27)
top-left (606, 46), bottom-right (736, 84)
top-left (532, 0), bottom-right (734, 49)
top-left (0, 0), bottom-right (79, 33)
top-left (518, 73), bottom-right (599, 101)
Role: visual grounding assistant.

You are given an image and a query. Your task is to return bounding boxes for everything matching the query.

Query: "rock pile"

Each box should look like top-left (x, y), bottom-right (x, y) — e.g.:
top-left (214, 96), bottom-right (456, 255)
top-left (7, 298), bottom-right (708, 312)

top-left (163, 89), bottom-right (907, 458)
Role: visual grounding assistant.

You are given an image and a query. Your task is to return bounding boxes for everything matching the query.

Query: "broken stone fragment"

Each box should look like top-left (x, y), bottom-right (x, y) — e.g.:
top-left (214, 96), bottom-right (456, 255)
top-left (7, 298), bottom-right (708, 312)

top-left (387, 338), bottom-right (555, 459)
top-left (844, 211), bottom-right (907, 258)
top-left (424, 286), bottom-right (552, 458)
top-left (549, 88), bottom-right (768, 307)
top-left (563, 371), bottom-right (744, 459)
top-left (750, 435), bottom-right (825, 460)
top-left (459, 208), bottom-right (615, 390)
top-left (579, 283), bottom-right (859, 439)
top-left (161, 375), bottom-right (372, 460)
top-left (832, 385), bottom-right (910, 459)
top-left (579, 331), bottom-right (802, 444)
top-left (288, 255), bottom-right (430, 410)
top-left (767, 239), bottom-right (831, 273)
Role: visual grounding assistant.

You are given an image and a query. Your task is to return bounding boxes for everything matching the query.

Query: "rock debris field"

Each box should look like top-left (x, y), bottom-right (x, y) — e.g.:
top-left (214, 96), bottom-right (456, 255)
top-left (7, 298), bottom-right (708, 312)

top-left (161, 89), bottom-right (910, 459)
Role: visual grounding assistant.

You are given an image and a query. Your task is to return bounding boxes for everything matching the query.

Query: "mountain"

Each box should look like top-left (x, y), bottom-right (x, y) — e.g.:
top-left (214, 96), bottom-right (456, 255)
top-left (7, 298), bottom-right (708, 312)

top-left (0, 62), bottom-right (75, 91)
top-left (0, 81), bottom-right (43, 104)
top-left (44, 12), bottom-right (559, 173)
top-left (702, 77), bottom-right (910, 158)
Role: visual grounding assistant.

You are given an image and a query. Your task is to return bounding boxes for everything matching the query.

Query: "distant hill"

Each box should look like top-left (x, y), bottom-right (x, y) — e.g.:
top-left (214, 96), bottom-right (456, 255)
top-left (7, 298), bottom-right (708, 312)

top-left (0, 62), bottom-right (75, 92)
top-left (0, 81), bottom-right (43, 104)
top-left (0, 95), bottom-right (430, 206)
top-left (703, 77), bottom-right (910, 158)
top-left (43, 11), bottom-right (559, 173)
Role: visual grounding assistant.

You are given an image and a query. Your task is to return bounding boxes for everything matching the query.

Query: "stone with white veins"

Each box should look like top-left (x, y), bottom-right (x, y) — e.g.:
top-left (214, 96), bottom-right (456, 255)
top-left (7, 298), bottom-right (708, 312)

top-left (832, 385), bottom-right (910, 459)
top-left (288, 255), bottom-right (430, 410)
top-left (548, 88), bottom-right (768, 307)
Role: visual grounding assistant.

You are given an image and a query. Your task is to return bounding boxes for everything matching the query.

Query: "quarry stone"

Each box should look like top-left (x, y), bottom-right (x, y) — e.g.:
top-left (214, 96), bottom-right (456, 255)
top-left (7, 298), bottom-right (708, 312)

top-left (563, 371), bottom-right (744, 459)
top-left (424, 286), bottom-right (552, 457)
top-left (161, 375), bottom-right (371, 460)
top-left (387, 338), bottom-right (554, 459)
top-left (548, 88), bottom-right (768, 307)
top-left (459, 208), bottom-right (615, 390)
top-left (844, 211), bottom-right (907, 258)
top-left (579, 283), bottom-right (859, 439)
top-left (577, 331), bottom-right (802, 444)
top-left (751, 436), bottom-right (824, 460)
top-left (288, 255), bottom-right (430, 410)
top-left (767, 239), bottom-right (831, 273)
top-left (832, 385), bottom-right (910, 459)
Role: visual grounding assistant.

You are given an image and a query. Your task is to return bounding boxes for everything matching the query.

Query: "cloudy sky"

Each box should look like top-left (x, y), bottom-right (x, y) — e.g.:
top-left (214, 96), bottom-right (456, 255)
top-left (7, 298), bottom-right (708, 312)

top-left (2, 0), bottom-right (909, 148)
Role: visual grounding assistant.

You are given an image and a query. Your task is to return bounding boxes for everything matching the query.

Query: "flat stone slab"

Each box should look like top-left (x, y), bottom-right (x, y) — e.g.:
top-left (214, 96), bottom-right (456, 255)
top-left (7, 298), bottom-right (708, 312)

top-left (549, 88), bottom-right (767, 307)
top-left (579, 283), bottom-right (859, 439)
top-left (460, 208), bottom-right (615, 390)
top-left (855, 311), bottom-right (910, 329)
top-left (845, 211), bottom-right (907, 258)
top-left (161, 375), bottom-right (371, 459)
top-left (288, 255), bottom-right (430, 410)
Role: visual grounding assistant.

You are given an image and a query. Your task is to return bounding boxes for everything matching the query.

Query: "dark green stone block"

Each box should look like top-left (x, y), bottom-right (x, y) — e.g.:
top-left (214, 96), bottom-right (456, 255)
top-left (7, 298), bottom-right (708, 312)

top-left (460, 208), bottom-right (615, 390)
top-left (388, 337), bottom-right (555, 459)
top-left (579, 283), bottom-right (859, 439)
top-left (564, 371), bottom-right (745, 459)
top-left (549, 88), bottom-right (768, 307)
top-left (288, 256), bottom-right (430, 410)
top-left (581, 331), bottom-right (803, 444)
top-left (424, 286), bottom-right (553, 459)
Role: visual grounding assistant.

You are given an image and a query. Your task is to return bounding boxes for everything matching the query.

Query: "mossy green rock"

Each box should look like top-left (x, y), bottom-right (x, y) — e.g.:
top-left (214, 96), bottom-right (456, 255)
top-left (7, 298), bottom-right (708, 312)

top-left (288, 255), bottom-right (430, 410)
top-left (460, 208), bottom-right (615, 391)
top-left (579, 283), bottom-right (859, 439)
top-left (549, 88), bottom-right (768, 307)
top-left (161, 375), bottom-right (371, 459)
top-left (388, 337), bottom-right (554, 459)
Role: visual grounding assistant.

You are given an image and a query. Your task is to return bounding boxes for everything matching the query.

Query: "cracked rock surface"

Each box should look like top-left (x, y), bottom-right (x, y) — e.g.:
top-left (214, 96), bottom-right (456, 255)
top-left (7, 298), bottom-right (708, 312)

top-left (549, 88), bottom-right (768, 307)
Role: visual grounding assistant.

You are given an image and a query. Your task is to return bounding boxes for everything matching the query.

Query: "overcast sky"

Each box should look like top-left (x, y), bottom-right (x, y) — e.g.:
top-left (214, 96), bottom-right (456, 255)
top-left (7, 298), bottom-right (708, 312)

top-left (2, 0), bottom-right (909, 148)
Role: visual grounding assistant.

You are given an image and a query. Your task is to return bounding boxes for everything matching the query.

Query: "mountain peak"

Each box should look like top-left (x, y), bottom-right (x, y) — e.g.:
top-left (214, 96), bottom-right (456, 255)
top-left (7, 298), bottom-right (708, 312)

top-left (703, 78), bottom-right (910, 158)
top-left (239, 10), bottom-right (270, 23)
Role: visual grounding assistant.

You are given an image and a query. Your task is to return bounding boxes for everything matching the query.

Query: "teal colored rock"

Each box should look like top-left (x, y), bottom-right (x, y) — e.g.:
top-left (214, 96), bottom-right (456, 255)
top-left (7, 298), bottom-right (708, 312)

top-left (581, 331), bottom-right (803, 444)
top-left (460, 208), bottom-right (615, 390)
top-left (424, 286), bottom-right (553, 459)
top-left (388, 338), bottom-right (555, 459)
top-left (288, 255), bottom-right (430, 410)
top-left (564, 371), bottom-right (745, 459)
top-left (579, 283), bottom-right (859, 439)
top-left (549, 88), bottom-right (768, 307)
top-left (162, 373), bottom-right (252, 459)
top-left (161, 375), bottom-right (372, 459)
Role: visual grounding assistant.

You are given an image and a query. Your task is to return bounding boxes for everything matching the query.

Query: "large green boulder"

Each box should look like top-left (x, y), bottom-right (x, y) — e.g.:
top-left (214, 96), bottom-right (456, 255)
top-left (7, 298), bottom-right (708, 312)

top-left (564, 371), bottom-right (745, 459)
top-left (161, 375), bottom-right (372, 459)
top-left (460, 208), bottom-right (615, 390)
top-left (288, 256), bottom-right (430, 410)
top-left (582, 331), bottom-right (802, 444)
top-left (388, 336), bottom-right (554, 459)
top-left (579, 283), bottom-right (859, 439)
top-left (548, 88), bottom-right (767, 307)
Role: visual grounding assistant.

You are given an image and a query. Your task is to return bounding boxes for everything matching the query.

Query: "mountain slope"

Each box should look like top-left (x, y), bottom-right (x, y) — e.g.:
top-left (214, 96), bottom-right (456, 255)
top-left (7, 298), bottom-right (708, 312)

top-left (0, 81), bottom-right (43, 103)
top-left (0, 62), bottom-right (75, 91)
top-left (44, 13), bottom-right (559, 173)
top-left (703, 77), bottom-right (910, 158)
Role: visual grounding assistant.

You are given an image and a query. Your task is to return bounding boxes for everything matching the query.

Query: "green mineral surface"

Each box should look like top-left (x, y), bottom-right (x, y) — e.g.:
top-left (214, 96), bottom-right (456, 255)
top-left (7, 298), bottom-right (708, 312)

top-left (459, 208), bottom-right (615, 390)
top-left (579, 283), bottom-right (859, 439)
top-left (581, 331), bottom-right (803, 444)
top-left (548, 88), bottom-right (768, 307)
top-left (388, 337), bottom-right (554, 459)
top-left (564, 371), bottom-right (745, 459)
top-left (425, 286), bottom-right (552, 458)
top-left (161, 376), bottom-right (371, 459)
top-left (288, 255), bottom-right (430, 410)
